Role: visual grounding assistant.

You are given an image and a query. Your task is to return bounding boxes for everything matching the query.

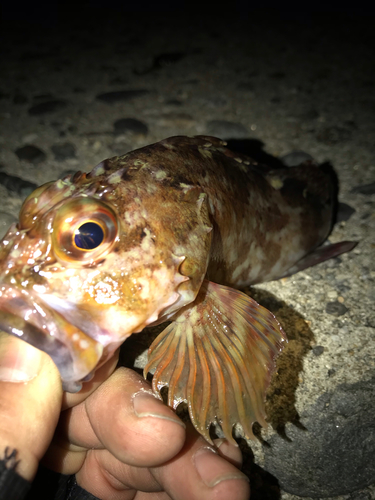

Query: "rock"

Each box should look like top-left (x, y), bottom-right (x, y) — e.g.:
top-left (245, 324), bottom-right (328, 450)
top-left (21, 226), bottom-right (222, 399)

top-left (15, 145), bottom-right (46, 163)
top-left (264, 378), bottom-right (375, 497)
top-left (280, 150), bottom-right (315, 167)
top-left (96, 89), bottom-right (150, 103)
top-left (153, 52), bottom-right (186, 69)
top-left (0, 172), bottom-right (37, 197)
top-left (51, 142), bottom-right (77, 161)
top-left (28, 99), bottom-right (67, 115)
top-left (337, 202), bottom-right (356, 222)
top-left (113, 118), bottom-right (148, 136)
top-left (164, 99), bottom-right (183, 106)
top-left (312, 345), bottom-right (325, 356)
top-left (206, 120), bottom-right (248, 139)
top-left (351, 182), bottom-right (375, 195)
top-left (325, 301), bottom-right (349, 316)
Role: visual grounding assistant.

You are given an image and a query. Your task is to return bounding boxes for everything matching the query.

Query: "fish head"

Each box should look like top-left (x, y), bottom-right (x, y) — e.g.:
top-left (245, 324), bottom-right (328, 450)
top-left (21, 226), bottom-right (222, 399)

top-left (0, 163), bottom-right (212, 390)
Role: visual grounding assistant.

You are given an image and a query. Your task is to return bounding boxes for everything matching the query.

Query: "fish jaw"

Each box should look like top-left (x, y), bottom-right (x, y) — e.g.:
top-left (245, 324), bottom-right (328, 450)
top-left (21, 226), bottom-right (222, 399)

top-left (0, 284), bottom-right (103, 391)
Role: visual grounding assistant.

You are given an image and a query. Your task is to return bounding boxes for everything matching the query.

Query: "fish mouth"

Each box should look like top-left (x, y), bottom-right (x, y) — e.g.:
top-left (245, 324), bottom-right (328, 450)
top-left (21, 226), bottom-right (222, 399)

top-left (0, 285), bottom-right (103, 392)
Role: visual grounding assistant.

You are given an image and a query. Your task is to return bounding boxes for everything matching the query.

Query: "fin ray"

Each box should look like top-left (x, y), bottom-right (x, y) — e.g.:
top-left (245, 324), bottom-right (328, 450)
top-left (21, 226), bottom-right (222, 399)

top-left (144, 280), bottom-right (287, 443)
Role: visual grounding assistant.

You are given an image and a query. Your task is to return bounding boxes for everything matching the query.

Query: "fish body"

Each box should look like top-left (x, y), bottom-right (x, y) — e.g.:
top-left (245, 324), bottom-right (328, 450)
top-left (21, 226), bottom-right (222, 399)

top-left (0, 136), bottom-right (355, 442)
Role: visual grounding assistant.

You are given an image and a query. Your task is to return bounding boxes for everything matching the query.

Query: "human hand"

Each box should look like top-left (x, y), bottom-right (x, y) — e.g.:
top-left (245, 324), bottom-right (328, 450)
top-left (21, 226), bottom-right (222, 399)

top-left (0, 334), bottom-right (250, 500)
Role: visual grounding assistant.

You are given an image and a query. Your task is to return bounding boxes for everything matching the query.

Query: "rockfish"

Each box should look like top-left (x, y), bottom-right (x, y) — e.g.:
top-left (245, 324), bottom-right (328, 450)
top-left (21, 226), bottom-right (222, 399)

top-left (0, 136), bottom-right (355, 443)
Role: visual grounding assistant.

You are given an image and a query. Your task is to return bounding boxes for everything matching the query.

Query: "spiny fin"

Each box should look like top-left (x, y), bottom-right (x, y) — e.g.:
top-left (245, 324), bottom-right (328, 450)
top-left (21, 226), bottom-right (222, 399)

top-left (280, 240), bottom-right (358, 278)
top-left (144, 280), bottom-right (287, 444)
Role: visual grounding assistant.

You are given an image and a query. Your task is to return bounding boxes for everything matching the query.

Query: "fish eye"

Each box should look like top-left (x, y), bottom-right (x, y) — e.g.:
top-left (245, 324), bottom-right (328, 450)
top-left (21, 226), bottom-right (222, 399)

top-left (52, 197), bottom-right (118, 265)
top-left (74, 222), bottom-right (104, 250)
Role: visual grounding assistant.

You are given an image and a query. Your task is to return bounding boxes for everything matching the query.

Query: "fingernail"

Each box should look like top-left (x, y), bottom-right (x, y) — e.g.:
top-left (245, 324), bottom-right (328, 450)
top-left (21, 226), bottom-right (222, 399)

top-left (133, 391), bottom-right (185, 428)
top-left (0, 336), bottom-right (42, 383)
top-left (215, 438), bottom-right (238, 452)
top-left (194, 448), bottom-right (249, 488)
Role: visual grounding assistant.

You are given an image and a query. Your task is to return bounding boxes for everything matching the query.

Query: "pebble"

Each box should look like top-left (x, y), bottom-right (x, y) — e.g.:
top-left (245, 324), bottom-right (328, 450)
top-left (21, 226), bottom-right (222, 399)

top-left (164, 99), bottom-right (183, 106)
top-left (0, 172), bottom-right (37, 198)
top-left (325, 301), bottom-right (349, 316)
top-left (337, 202), bottom-right (356, 222)
top-left (206, 120), bottom-right (248, 139)
top-left (280, 150), bottom-right (315, 167)
top-left (327, 290), bottom-right (338, 300)
top-left (28, 99), bottom-right (67, 115)
top-left (96, 89), bottom-right (150, 103)
top-left (113, 118), bottom-right (148, 136)
top-left (153, 52), bottom-right (186, 69)
top-left (351, 182), bottom-right (375, 195)
top-left (22, 133), bottom-right (39, 143)
top-left (312, 345), bottom-right (325, 356)
top-left (15, 145), bottom-right (46, 163)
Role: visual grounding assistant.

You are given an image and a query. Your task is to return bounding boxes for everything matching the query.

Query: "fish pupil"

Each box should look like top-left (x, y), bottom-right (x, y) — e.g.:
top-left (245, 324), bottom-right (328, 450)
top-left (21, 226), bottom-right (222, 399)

top-left (74, 222), bottom-right (104, 250)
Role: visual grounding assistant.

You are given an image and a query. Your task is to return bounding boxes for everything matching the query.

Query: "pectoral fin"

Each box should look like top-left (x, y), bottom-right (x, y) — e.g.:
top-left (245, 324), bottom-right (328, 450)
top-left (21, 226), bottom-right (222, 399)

top-left (144, 280), bottom-right (287, 444)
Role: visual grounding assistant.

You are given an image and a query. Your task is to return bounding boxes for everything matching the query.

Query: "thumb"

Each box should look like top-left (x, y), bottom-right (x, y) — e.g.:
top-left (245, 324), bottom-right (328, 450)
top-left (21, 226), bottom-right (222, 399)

top-left (0, 333), bottom-right (63, 481)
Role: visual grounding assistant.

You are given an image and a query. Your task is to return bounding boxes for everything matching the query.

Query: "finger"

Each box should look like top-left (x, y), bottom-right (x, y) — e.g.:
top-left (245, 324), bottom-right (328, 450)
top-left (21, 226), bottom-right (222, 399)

top-left (49, 367), bottom-right (186, 475)
top-left (214, 438), bottom-right (243, 468)
top-left (151, 424), bottom-right (250, 500)
top-left (76, 425), bottom-right (250, 500)
top-left (0, 334), bottom-right (63, 481)
top-left (41, 350), bottom-right (120, 475)
top-left (76, 448), bottom-right (163, 500)
top-left (61, 349), bottom-right (120, 410)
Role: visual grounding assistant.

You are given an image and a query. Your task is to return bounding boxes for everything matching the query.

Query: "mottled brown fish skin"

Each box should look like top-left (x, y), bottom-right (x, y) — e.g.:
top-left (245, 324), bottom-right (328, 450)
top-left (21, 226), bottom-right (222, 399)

top-left (98, 135), bottom-right (334, 287)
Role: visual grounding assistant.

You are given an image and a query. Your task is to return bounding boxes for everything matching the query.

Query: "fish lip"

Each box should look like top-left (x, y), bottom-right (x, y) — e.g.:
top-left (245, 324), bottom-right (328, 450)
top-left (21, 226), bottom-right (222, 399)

top-left (39, 293), bottom-right (114, 345)
top-left (0, 284), bottom-right (102, 386)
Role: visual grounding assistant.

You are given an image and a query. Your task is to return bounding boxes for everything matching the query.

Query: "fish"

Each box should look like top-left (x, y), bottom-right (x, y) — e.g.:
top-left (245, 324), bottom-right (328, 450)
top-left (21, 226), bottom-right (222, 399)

top-left (0, 135), bottom-right (356, 444)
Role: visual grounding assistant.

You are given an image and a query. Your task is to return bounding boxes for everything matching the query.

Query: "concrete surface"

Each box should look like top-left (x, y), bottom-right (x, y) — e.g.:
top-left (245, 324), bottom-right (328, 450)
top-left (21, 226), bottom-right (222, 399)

top-left (0, 7), bottom-right (374, 499)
